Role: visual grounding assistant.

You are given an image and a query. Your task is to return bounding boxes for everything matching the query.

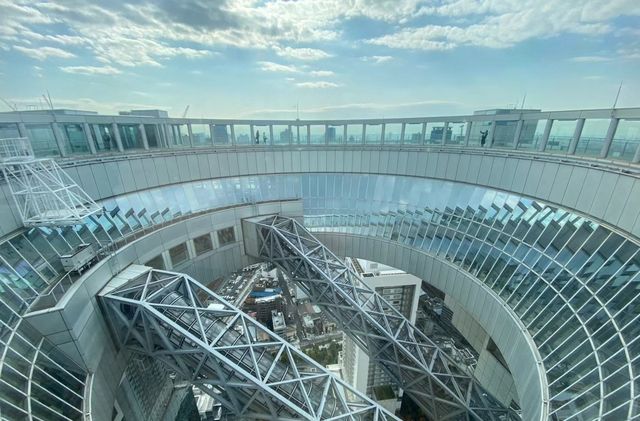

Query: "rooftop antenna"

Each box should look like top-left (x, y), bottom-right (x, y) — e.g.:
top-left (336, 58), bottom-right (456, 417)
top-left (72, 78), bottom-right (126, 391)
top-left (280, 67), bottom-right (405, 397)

top-left (520, 93), bottom-right (527, 109)
top-left (612, 81), bottom-right (623, 110)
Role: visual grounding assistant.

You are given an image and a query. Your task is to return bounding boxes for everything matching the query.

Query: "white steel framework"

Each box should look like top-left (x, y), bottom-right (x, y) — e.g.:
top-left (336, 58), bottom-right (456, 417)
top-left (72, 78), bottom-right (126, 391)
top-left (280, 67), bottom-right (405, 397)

top-left (101, 268), bottom-right (399, 421)
top-left (0, 137), bottom-right (101, 226)
top-left (244, 215), bottom-right (520, 421)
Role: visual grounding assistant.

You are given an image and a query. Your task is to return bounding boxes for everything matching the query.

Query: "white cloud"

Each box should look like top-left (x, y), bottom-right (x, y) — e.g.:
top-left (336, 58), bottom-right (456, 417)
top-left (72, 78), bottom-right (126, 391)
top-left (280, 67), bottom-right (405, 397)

top-left (569, 55), bottom-right (612, 62)
top-left (368, 0), bottom-right (639, 50)
top-left (258, 61), bottom-right (299, 73)
top-left (14, 45), bottom-right (75, 60)
top-left (274, 46), bottom-right (332, 60)
top-left (296, 81), bottom-right (340, 88)
top-left (60, 65), bottom-right (122, 75)
top-left (583, 75), bottom-right (604, 80)
top-left (361, 55), bottom-right (393, 63)
top-left (309, 70), bottom-right (335, 77)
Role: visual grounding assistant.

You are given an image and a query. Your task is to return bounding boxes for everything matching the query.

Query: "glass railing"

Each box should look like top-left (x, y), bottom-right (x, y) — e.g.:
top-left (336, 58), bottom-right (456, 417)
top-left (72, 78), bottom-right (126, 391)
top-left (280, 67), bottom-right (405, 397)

top-left (1, 108), bottom-right (638, 164)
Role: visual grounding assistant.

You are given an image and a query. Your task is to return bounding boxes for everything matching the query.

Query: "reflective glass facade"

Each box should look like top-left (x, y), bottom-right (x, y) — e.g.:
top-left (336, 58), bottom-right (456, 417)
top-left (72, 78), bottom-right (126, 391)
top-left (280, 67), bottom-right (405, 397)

top-left (0, 165), bottom-right (638, 420)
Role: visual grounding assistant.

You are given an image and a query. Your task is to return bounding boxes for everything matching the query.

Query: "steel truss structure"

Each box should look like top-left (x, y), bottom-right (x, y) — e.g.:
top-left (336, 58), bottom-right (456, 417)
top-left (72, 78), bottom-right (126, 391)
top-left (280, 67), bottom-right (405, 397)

top-left (245, 215), bottom-right (520, 421)
top-left (0, 137), bottom-right (101, 226)
top-left (101, 267), bottom-right (399, 421)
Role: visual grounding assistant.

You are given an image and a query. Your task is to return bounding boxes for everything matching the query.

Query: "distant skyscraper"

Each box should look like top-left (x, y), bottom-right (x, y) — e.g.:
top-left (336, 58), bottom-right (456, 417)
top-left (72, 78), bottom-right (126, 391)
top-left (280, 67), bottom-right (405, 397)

top-left (213, 125), bottom-right (229, 143)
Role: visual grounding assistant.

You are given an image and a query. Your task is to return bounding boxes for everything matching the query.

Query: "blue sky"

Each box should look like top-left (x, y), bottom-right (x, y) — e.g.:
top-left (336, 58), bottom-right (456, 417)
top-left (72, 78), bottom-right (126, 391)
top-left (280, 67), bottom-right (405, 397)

top-left (0, 0), bottom-right (638, 119)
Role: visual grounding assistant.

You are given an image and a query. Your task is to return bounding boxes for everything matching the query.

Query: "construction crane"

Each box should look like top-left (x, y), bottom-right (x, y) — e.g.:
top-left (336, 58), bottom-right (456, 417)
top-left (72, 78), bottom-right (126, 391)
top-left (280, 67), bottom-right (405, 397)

top-left (182, 105), bottom-right (190, 118)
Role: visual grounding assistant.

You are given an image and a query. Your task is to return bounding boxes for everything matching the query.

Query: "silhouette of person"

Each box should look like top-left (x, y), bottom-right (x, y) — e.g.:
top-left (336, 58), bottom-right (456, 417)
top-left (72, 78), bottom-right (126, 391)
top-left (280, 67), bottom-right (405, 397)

top-left (255, 130), bottom-right (260, 144)
top-left (480, 130), bottom-right (488, 147)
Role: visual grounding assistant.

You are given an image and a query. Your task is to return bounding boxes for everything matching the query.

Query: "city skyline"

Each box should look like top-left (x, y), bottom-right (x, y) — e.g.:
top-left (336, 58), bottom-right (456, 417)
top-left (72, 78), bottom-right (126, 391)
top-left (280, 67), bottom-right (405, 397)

top-left (0, 0), bottom-right (639, 119)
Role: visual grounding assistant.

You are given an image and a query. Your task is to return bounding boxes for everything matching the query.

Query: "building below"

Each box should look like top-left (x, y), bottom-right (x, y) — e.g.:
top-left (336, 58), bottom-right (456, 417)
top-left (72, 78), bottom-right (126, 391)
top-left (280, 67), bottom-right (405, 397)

top-left (341, 258), bottom-right (421, 399)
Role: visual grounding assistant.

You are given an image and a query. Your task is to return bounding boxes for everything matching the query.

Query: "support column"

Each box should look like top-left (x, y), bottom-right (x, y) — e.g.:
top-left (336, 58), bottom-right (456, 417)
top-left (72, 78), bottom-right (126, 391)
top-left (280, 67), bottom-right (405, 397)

top-left (442, 122), bottom-right (450, 144)
top-left (324, 124), bottom-right (329, 144)
top-left (83, 122), bottom-right (97, 154)
top-left (464, 122), bottom-right (472, 146)
top-left (512, 120), bottom-right (524, 149)
top-left (487, 120), bottom-right (496, 148)
top-left (249, 124), bottom-right (255, 144)
top-left (17, 122), bottom-right (27, 138)
top-left (421, 122), bottom-right (427, 144)
top-left (600, 117), bottom-right (619, 159)
top-left (51, 122), bottom-right (67, 156)
top-left (111, 123), bottom-right (124, 152)
top-left (400, 123), bottom-right (406, 144)
top-left (537, 119), bottom-right (554, 152)
top-left (343, 124), bottom-right (347, 144)
top-left (568, 118), bottom-right (585, 155)
top-left (306, 125), bottom-right (311, 144)
top-left (269, 125), bottom-right (274, 145)
top-left (632, 143), bottom-right (640, 164)
top-left (139, 123), bottom-right (149, 150)
top-left (380, 123), bottom-right (386, 144)
top-left (163, 123), bottom-right (172, 148)
top-left (187, 123), bottom-right (194, 147)
top-left (362, 124), bottom-right (367, 144)
top-left (230, 125), bottom-right (236, 145)
top-left (296, 125), bottom-right (300, 144)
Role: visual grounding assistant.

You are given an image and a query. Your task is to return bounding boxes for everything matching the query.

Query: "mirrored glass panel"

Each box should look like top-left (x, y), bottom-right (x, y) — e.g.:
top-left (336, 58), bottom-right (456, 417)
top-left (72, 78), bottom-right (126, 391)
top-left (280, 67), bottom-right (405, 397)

top-left (327, 125), bottom-right (343, 144)
top-left (234, 124), bottom-right (252, 145)
top-left (61, 123), bottom-right (89, 154)
top-left (212, 124), bottom-right (230, 145)
top-left (424, 122), bottom-right (447, 145)
top-left (191, 124), bottom-right (211, 146)
top-left (404, 123), bottom-right (423, 144)
top-left (384, 123), bottom-right (402, 144)
top-left (26, 124), bottom-right (60, 157)
top-left (346, 124), bottom-right (363, 143)
top-left (118, 124), bottom-right (144, 150)
top-left (608, 119), bottom-right (640, 161)
top-left (491, 120), bottom-right (518, 148)
top-left (309, 125), bottom-right (325, 144)
top-left (546, 120), bottom-right (576, 154)
top-left (517, 119), bottom-right (546, 150)
top-left (576, 119), bottom-right (608, 157)
top-left (365, 124), bottom-right (382, 144)
top-left (446, 122), bottom-right (467, 145)
top-left (468, 120), bottom-right (492, 146)
top-left (143, 124), bottom-right (160, 148)
top-left (273, 125), bottom-right (292, 145)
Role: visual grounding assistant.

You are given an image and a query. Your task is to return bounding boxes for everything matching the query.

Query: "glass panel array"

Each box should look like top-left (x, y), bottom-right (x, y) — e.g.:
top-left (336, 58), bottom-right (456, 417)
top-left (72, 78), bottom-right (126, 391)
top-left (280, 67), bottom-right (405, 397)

top-left (60, 124), bottom-right (89, 154)
top-left (5, 112), bottom-right (640, 163)
top-left (0, 172), bottom-right (638, 420)
top-left (273, 125), bottom-right (292, 145)
top-left (384, 123), bottom-right (402, 144)
top-left (25, 124), bottom-right (60, 157)
top-left (234, 124), bottom-right (252, 145)
top-left (491, 120), bottom-right (518, 148)
top-left (446, 122), bottom-right (467, 145)
top-left (517, 119), bottom-right (546, 150)
top-left (346, 124), bottom-right (363, 143)
top-left (608, 119), bottom-right (640, 161)
top-left (191, 124), bottom-right (211, 146)
top-left (404, 123), bottom-right (423, 144)
top-left (546, 120), bottom-right (576, 154)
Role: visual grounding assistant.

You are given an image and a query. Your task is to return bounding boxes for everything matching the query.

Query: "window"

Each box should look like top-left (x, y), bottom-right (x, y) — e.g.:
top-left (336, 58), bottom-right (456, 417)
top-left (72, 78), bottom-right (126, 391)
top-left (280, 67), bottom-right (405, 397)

top-left (61, 124), bottom-right (90, 154)
top-left (217, 227), bottom-right (235, 246)
top-left (26, 124), bottom-right (60, 157)
top-left (145, 255), bottom-right (165, 270)
top-left (169, 243), bottom-right (188, 266)
top-left (193, 234), bottom-right (213, 255)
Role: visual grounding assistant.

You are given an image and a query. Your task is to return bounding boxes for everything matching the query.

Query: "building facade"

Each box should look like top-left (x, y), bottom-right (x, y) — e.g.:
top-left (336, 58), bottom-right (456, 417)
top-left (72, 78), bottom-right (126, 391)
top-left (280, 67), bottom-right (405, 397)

top-left (0, 106), bottom-right (638, 420)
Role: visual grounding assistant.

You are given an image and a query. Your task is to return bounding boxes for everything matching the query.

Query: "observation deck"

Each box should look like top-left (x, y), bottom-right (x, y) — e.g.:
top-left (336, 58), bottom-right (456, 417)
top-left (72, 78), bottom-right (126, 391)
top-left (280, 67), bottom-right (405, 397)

top-left (0, 107), bottom-right (638, 421)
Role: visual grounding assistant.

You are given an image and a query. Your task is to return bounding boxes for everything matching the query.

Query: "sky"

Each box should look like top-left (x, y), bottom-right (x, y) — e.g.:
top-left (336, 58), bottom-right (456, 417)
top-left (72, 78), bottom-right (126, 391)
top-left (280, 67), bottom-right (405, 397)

top-left (0, 0), bottom-right (639, 119)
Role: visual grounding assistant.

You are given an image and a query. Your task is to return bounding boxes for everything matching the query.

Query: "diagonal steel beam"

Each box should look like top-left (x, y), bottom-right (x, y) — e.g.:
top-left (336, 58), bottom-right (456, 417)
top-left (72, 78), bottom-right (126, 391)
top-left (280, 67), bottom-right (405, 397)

top-left (244, 215), bottom-right (520, 421)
